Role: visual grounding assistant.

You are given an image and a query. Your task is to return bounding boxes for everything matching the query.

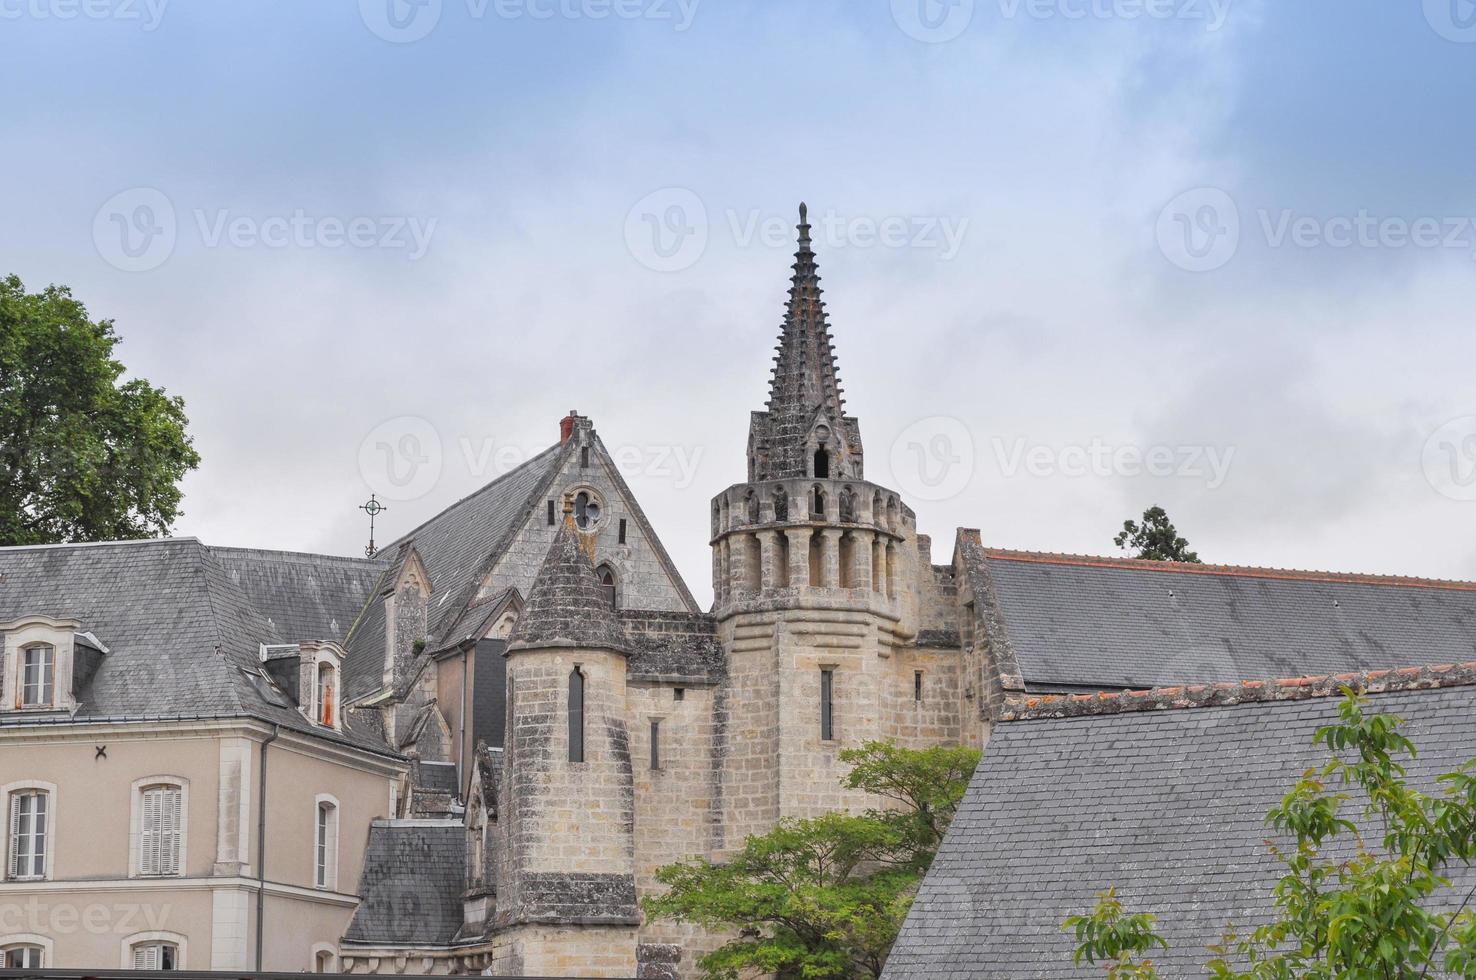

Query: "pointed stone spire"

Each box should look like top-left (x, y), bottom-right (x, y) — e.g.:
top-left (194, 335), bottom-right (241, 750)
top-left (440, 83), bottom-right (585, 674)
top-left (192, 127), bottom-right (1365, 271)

top-left (507, 498), bottom-right (630, 656)
top-left (747, 203), bottom-right (860, 481)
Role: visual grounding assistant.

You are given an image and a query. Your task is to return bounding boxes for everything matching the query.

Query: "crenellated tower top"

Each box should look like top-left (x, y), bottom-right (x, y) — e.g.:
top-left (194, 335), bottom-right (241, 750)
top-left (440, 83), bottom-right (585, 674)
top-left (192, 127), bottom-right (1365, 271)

top-left (747, 203), bottom-right (863, 483)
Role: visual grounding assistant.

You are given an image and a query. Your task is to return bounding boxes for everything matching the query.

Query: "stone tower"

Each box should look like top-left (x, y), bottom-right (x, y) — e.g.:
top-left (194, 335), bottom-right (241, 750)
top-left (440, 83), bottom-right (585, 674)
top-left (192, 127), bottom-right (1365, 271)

top-left (711, 204), bottom-right (922, 849)
top-left (493, 500), bottom-right (639, 978)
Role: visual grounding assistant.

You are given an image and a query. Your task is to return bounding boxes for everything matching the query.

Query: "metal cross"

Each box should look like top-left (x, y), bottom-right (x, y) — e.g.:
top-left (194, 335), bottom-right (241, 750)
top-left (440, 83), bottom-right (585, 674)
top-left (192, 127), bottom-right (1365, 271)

top-left (360, 494), bottom-right (388, 557)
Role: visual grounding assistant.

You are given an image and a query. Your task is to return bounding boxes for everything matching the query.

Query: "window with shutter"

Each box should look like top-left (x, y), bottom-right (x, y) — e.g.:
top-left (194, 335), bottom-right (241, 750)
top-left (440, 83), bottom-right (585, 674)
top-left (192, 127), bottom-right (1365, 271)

top-left (139, 785), bottom-right (183, 876)
top-left (7, 790), bottom-right (48, 880)
top-left (132, 942), bottom-right (178, 970)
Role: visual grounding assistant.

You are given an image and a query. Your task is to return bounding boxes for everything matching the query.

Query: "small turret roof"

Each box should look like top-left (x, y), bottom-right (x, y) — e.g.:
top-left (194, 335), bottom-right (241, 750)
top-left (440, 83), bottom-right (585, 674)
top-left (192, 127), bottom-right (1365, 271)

top-left (506, 503), bottom-right (630, 656)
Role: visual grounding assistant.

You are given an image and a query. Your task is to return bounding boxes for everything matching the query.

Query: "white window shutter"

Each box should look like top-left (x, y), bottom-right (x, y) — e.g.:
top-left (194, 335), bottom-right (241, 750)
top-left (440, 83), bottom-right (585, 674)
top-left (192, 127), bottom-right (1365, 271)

top-left (141, 789), bottom-right (161, 876)
top-left (32, 793), bottom-right (45, 878)
top-left (162, 788), bottom-right (182, 875)
top-left (133, 944), bottom-right (150, 970)
top-left (6, 793), bottom-right (20, 880)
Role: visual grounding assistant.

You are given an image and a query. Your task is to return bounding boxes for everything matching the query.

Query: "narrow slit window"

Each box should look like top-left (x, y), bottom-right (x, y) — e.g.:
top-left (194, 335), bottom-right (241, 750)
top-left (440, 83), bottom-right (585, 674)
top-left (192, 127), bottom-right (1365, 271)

top-left (650, 719), bottom-right (661, 770)
top-left (914, 671), bottom-right (924, 702)
top-left (580, 446), bottom-right (590, 468)
top-left (547, 499), bottom-right (556, 525)
top-left (820, 669), bottom-right (835, 741)
top-left (568, 667), bottom-right (585, 763)
top-left (618, 518), bottom-right (627, 544)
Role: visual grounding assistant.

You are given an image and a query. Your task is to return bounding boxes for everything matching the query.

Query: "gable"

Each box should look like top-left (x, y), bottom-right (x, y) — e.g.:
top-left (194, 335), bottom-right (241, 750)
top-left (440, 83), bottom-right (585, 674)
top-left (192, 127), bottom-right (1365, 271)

top-left (478, 429), bottom-right (698, 614)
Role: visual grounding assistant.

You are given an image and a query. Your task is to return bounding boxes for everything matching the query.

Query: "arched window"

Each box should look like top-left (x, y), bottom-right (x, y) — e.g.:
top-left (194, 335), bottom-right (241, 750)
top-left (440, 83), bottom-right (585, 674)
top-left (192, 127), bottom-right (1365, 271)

top-left (811, 486), bottom-right (826, 517)
top-left (3, 943), bottom-right (45, 968)
top-left (813, 448), bottom-right (830, 479)
top-left (596, 565), bottom-right (617, 608)
top-left (314, 949), bottom-right (336, 973)
top-left (314, 797), bottom-right (339, 890)
top-left (316, 662), bottom-right (336, 728)
top-left (568, 668), bottom-right (585, 764)
top-left (128, 938), bottom-right (180, 970)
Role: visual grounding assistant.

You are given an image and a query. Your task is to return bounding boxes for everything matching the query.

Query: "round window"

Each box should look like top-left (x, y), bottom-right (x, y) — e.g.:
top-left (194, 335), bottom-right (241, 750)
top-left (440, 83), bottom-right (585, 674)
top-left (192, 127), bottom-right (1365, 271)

top-left (573, 490), bottom-right (603, 530)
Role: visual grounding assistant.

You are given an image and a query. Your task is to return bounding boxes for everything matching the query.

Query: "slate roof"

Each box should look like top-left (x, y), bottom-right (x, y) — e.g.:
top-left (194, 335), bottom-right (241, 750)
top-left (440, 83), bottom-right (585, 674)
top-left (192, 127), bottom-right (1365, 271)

top-left (342, 443), bottom-right (569, 700)
top-left (343, 820), bottom-right (467, 947)
top-left (507, 516), bottom-right (631, 655)
top-left (0, 537), bottom-right (395, 755)
top-left (213, 546), bottom-right (385, 643)
top-left (884, 666), bottom-right (1476, 980)
top-left (961, 535), bottom-right (1476, 691)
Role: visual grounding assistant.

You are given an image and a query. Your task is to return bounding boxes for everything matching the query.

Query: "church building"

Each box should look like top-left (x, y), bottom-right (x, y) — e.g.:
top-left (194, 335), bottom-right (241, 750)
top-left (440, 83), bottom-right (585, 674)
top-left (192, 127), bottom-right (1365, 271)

top-left (3, 206), bottom-right (1471, 977)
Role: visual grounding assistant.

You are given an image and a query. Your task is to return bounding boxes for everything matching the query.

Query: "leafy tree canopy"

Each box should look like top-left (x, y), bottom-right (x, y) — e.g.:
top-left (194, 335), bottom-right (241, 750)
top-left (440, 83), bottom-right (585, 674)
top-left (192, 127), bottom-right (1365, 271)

top-left (1067, 691), bottom-right (1476, 978)
top-left (1114, 505), bottom-right (1201, 563)
top-left (0, 275), bottom-right (200, 546)
top-left (645, 741), bottom-right (982, 980)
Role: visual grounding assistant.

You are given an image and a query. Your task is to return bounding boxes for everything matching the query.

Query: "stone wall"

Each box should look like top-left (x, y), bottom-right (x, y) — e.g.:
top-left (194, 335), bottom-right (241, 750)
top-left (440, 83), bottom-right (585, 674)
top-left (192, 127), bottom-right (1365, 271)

top-left (488, 923), bottom-right (637, 978)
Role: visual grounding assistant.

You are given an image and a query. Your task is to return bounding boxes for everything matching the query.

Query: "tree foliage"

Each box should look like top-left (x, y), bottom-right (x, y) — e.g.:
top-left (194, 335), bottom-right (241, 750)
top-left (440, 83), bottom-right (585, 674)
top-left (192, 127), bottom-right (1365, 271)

top-left (1114, 505), bottom-right (1201, 563)
top-left (1066, 691), bottom-right (1476, 978)
top-left (0, 275), bottom-right (200, 545)
top-left (644, 741), bottom-right (982, 979)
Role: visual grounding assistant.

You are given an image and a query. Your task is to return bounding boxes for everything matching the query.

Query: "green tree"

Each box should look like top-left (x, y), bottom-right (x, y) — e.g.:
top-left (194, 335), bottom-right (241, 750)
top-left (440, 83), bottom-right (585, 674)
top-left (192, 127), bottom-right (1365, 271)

top-left (0, 275), bottom-right (200, 545)
top-left (645, 741), bottom-right (982, 980)
top-left (1114, 505), bottom-right (1201, 563)
top-left (1066, 691), bottom-right (1476, 978)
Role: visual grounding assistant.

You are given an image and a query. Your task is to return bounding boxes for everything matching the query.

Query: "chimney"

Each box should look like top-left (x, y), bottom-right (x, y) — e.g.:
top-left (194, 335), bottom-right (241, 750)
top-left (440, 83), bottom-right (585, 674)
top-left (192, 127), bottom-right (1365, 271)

top-left (560, 410), bottom-right (580, 443)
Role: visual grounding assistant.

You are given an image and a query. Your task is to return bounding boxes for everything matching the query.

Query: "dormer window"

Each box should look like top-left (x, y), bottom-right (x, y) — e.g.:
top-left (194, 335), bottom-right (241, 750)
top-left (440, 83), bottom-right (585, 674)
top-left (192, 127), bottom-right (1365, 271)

top-left (316, 663), bottom-right (336, 728)
top-left (20, 645), bottom-right (54, 708)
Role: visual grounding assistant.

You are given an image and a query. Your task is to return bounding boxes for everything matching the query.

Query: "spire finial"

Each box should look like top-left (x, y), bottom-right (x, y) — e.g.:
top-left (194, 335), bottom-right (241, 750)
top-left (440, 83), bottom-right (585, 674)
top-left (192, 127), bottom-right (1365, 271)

top-left (797, 201), bottom-right (812, 252)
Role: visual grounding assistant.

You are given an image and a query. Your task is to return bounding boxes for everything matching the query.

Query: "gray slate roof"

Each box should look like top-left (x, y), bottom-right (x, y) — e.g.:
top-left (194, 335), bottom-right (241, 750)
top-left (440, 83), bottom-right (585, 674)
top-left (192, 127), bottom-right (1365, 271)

top-left (884, 680), bottom-right (1476, 980)
top-left (970, 543), bottom-right (1476, 690)
top-left (344, 820), bottom-right (466, 946)
top-left (507, 517), bottom-right (631, 655)
top-left (343, 443), bottom-right (568, 700)
top-left (0, 538), bottom-right (394, 755)
top-left (213, 546), bottom-right (385, 644)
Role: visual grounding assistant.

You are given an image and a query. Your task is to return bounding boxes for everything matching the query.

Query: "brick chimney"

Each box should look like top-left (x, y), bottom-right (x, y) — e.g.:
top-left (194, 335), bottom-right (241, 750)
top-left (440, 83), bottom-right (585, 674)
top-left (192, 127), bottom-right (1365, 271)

top-left (560, 409), bottom-right (580, 443)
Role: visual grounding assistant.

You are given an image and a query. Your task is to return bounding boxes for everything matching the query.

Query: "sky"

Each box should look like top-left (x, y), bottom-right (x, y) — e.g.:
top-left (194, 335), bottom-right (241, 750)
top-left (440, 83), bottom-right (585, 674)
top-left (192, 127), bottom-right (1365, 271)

top-left (6, 0), bottom-right (1476, 606)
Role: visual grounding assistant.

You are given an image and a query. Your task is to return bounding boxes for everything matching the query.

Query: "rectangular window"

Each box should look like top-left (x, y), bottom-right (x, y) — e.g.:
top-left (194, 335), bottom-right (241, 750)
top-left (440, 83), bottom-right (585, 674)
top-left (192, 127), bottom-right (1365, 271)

top-left (820, 669), bottom-right (835, 741)
top-left (580, 446), bottom-right (590, 468)
top-left (547, 499), bottom-right (556, 525)
top-left (673, 687), bottom-right (685, 702)
top-left (7, 791), bottom-right (48, 880)
top-left (315, 802), bottom-right (337, 889)
top-left (650, 719), bottom-right (661, 770)
top-left (914, 671), bottom-right (924, 702)
top-left (140, 786), bottom-right (183, 876)
top-left (568, 667), bottom-right (585, 763)
top-left (618, 518), bottom-right (628, 544)
top-left (132, 943), bottom-right (177, 970)
top-left (20, 645), bottom-right (54, 707)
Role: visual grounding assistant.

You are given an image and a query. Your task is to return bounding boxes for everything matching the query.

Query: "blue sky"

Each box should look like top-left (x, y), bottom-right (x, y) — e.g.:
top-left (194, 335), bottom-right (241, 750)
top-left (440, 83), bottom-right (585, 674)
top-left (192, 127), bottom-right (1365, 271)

top-left (5, 0), bottom-right (1476, 600)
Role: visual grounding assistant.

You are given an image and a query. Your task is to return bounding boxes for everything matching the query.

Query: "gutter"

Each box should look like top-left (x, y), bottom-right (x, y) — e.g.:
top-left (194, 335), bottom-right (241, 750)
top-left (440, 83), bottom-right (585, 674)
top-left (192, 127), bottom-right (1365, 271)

top-left (255, 724), bottom-right (280, 971)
